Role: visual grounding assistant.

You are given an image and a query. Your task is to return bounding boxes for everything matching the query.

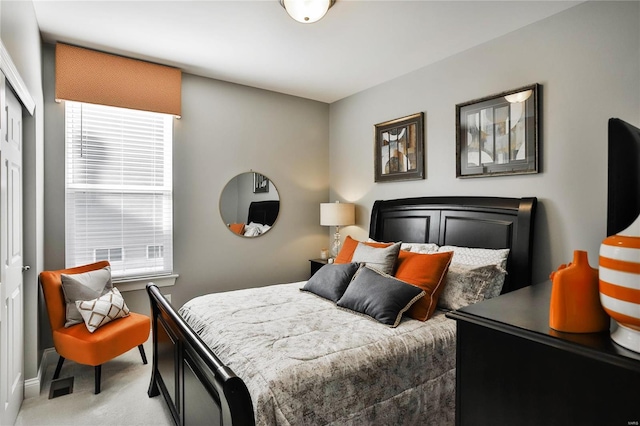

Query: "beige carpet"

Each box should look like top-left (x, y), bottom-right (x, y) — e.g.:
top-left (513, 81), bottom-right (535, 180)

top-left (16, 339), bottom-right (173, 426)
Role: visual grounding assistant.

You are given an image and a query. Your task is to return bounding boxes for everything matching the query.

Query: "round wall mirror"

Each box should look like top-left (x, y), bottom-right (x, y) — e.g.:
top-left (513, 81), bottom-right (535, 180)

top-left (219, 172), bottom-right (280, 237)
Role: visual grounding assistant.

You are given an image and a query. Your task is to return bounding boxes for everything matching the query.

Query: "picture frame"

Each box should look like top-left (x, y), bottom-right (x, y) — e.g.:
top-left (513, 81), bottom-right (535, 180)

top-left (456, 83), bottom-right (539, 178)
top-left (253, 172), bottom-right (269, 193)
top-left (374, 112), bottom-right (425, 182)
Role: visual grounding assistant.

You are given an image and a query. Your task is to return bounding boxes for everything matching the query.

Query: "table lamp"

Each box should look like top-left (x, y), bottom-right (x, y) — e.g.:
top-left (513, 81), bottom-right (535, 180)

top-left (320, 201), bottom-right (355, 258)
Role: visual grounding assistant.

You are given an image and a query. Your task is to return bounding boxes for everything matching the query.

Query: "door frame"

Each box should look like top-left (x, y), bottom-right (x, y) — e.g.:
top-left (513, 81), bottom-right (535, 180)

top-left (0, 39), bottom-right (35, 116)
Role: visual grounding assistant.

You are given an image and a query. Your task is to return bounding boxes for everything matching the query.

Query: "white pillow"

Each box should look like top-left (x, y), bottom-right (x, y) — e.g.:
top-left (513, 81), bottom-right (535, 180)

top-left (437, 245), bottom-right (509, 271)
top-left (75, 287), bottom-right (130, 333)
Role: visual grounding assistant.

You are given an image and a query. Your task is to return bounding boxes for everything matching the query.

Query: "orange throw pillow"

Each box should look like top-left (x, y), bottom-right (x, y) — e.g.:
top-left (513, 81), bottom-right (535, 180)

top-left (229, 223), bottom-right (245, 235)
top-left (334, 236), bottom-right (392, 264)
top-left (395, 251), bottom-right (453, 321)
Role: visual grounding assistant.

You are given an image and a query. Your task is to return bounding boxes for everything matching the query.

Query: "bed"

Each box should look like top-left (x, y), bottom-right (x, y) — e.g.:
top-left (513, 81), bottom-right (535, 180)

top-left (147, 196), bottom-right (537, 426)
top-left (230, 200), bottom-right (280, 237)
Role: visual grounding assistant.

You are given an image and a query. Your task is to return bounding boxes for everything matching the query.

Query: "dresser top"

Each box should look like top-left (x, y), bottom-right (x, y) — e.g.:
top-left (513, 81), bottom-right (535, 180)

top-left (447, 281), bottom-right (640, 371)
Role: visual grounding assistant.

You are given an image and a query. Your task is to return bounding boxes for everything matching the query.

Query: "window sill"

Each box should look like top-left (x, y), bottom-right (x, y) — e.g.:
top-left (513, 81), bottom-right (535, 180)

top-left (113, 274), bottom-right (178, 292)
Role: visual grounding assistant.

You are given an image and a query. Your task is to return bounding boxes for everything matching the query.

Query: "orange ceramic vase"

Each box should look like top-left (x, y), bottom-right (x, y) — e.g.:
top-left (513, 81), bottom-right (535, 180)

top-left (549, 250), bottom-right (610, 333)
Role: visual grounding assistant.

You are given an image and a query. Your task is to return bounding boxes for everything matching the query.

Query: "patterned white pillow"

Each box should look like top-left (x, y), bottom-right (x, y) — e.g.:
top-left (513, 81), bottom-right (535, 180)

top-left (75, 287), bottom-right (130, 333)
top-left (400, 243), bottom-right (440, 254)
top-left (367, 239), bottom-right (439, 254)
top-left (438, 246), bottom-right (509, 271)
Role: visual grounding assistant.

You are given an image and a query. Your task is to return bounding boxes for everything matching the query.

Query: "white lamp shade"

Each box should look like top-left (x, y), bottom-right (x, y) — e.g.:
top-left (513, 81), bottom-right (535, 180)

top-left (282, 0), bottom-right (333, 23)
top-left (504, 89), bottom-right (533, 103)
top-left (320, 202), bottom-right (355, 226)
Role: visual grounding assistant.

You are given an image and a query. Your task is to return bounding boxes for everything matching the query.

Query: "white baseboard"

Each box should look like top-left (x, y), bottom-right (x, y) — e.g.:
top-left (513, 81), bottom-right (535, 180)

top-left (24, 378), bottom-right (40, 399)
top-left (24, 348), bottom-right (57, 399)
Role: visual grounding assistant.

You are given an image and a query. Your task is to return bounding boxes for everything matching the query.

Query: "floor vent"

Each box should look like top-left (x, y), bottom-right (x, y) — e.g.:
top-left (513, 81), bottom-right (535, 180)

top-left (48, 377), bottom-right (74, 399)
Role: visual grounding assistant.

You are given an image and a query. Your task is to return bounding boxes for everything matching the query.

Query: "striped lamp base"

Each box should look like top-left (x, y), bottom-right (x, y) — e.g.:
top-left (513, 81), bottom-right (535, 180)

top-left (599, 215), bottom-right (640, 353)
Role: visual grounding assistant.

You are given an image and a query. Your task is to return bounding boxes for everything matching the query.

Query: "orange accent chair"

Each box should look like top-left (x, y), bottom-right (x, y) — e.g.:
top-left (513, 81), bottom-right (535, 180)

top-left (39, 261), bottom-right (151, 394)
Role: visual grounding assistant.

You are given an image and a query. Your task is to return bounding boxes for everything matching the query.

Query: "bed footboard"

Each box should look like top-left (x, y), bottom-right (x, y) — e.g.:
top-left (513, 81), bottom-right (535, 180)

top-left (146, 284), bottom-right (254, 426)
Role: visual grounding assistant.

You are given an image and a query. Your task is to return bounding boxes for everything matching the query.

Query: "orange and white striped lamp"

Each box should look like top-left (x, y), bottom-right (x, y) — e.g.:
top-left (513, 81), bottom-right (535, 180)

top-left (599, 214), bottom-right (640, 353)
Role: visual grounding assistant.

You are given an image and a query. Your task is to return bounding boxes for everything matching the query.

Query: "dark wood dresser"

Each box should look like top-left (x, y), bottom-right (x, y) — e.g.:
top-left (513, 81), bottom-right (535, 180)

top-left (447, 281), bottom-right (640, 426)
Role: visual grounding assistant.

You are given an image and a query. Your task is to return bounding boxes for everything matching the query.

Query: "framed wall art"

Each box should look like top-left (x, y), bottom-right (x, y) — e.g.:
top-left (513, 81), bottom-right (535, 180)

top-left (374, 112), bottom-right (425, 182)
top-left (253, 172), bottom-right (269, 193)
top-left (456, 83), bottom-right (539, 178)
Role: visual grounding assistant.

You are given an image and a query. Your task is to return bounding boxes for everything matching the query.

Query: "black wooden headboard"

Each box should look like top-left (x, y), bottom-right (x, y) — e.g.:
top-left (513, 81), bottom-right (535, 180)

top-left (247, 200), bottom-right (280, 226)
top-left (369, 196), bottom-right (537, 293)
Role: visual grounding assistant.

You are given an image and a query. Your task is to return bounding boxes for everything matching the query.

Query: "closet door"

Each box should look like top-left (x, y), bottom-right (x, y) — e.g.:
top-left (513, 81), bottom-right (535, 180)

top-left (0, 75), bottom-right (24, 426)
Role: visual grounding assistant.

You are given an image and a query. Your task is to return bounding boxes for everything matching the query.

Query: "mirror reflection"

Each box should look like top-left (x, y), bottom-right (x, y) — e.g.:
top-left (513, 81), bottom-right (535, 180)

top-left (219, 172), bottom-right (280, 237)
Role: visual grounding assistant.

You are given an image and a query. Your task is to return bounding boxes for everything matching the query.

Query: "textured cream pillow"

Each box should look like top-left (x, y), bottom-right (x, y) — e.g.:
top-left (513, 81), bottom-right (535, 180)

top-left (75, 287), bottom-right (130, 333)
top-left (438, 264), bottom-right (507, 311)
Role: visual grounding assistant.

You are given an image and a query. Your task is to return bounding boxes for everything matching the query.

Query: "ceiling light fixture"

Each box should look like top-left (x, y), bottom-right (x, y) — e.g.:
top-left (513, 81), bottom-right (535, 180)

top-left (280, 0), bottom-right (336, 24)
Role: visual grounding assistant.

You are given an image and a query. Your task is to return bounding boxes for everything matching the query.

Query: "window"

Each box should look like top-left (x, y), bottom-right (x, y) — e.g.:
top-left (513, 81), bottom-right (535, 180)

top-left (65, 101), bottom-right (173, 279)
top-left (94, 247), bottom-right (123, 263)
top-left (146, 245), bottom-right (164, 260)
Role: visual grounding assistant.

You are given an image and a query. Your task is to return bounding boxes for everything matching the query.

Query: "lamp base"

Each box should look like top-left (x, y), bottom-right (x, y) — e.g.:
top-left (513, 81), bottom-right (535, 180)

top-left (330, 229), bottom-right (341, 258)
top-left (611, 322), bottom-right (640, 353)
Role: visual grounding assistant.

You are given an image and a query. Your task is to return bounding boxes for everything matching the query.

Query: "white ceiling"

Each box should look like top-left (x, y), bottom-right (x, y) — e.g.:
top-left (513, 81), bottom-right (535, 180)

top-left (32, 0), bottom-right (582, 103)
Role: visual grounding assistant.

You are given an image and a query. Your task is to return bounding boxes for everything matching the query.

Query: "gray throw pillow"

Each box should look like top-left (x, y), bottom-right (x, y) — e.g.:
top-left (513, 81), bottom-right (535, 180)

top-left (301, 262), bottom-right (360, 302)
top-left (61, 266), bottom-right (113, 327)
top-left (351, 241), bottom-right (401, 275)
top-left (337, 266), bottom-right (425, 327)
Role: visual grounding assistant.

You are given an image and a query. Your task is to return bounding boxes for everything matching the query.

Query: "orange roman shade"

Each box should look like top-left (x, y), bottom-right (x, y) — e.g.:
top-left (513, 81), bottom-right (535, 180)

top-left (55, 43), bottom-right (181, 117)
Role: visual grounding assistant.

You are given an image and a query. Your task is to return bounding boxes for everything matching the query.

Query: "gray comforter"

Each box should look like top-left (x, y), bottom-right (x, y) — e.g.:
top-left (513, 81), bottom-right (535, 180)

top-left (179, 282), bottom-right (456, 426)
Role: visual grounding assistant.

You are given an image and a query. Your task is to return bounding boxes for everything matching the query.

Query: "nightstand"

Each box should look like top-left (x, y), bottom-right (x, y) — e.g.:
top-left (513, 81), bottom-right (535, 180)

top-left (447, 281), bottom-right (640, 426)
top-left (309, 259), bottom-right (329, 278)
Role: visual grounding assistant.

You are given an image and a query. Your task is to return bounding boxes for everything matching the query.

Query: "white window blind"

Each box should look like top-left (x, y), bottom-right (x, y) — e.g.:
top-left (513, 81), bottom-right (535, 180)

top-left (65, 101), bottom-right (173, 279)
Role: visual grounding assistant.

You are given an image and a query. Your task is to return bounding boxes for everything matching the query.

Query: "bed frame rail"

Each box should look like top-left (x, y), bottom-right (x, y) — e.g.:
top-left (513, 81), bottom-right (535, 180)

top-left (147, 284), bottom-right (254, 426)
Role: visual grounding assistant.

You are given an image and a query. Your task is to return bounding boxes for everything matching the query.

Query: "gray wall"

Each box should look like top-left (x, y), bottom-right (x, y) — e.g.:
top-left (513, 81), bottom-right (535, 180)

top-left (1, 0), bottom-right (45, 383)
top-left (329, 1), bottom-right (640, 286)
top-left (28, 0), bottom-right (640, 381)
top-left (173, 74), bottom-right (329, 304)
top-left (42, 46), bottom-right (330, 321)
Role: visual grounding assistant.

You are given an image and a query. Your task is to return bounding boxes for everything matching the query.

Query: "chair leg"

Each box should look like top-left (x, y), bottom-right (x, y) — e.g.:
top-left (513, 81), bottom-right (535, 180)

top-left (94, 365), bottom-right (101, 394)
top-left (138, 344), bottom-right (148, 365)
top-left (53, 356), bottom-right (65, 380)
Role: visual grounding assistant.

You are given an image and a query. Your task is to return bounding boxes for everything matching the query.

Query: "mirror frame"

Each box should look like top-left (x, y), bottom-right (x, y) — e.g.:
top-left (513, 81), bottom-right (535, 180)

top-left (219, 172), bottom-right (280, 238)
